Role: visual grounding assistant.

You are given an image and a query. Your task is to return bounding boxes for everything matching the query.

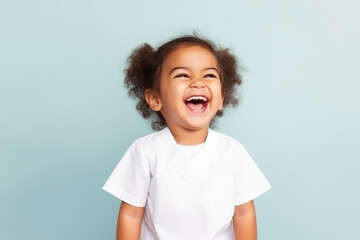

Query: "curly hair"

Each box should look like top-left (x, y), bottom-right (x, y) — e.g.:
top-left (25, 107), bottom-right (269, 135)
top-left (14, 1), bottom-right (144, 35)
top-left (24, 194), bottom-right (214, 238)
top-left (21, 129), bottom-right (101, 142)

top-left (124, 35), bottom-right (243, 130)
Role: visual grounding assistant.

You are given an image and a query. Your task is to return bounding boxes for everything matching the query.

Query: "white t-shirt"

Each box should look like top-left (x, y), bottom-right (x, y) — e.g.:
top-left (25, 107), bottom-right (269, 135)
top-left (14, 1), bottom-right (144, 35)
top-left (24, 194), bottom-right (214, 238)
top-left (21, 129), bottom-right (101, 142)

top-left (103, 127), bottom-right (271, 240)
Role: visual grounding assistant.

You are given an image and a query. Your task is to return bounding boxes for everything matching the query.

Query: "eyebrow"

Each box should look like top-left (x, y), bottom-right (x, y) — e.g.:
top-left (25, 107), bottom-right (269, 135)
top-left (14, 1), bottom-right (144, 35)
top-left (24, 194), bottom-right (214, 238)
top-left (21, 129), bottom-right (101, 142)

top-left (169, 67), bottom-right (220, 75)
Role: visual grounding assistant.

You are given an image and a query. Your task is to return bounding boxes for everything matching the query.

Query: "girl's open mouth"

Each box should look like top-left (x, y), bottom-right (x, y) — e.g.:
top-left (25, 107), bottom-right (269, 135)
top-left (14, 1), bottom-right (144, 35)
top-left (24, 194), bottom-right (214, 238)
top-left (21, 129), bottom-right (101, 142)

top-left (184, 96), bottom-right (209, 113)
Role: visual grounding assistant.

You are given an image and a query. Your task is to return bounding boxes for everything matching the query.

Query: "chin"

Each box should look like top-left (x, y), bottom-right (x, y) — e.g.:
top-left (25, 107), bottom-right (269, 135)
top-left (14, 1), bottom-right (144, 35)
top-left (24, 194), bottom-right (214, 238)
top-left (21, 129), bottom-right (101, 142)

top-left (184, 120), bottom-right (211, 131)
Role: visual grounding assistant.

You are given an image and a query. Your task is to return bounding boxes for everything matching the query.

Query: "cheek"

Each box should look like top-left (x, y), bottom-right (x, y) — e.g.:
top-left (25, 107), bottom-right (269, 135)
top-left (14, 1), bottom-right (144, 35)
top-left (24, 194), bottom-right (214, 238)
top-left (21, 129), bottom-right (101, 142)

top-left (219, 82), bottom-right (225, 101)
top-left (215, 83), bottom-right (224, 106)
top-left (215, 83), bottom-right (223, 98)
top-left (160, 84), bottom-right (184, 106)
top-left (169, 83), bottom-right (186, 96)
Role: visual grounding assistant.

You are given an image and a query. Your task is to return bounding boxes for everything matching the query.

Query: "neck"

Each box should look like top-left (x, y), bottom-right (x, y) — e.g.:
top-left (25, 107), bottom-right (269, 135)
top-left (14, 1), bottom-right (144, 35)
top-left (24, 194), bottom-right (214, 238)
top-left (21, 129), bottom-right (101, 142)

top-left (167, 125), bottom-right (209, 146)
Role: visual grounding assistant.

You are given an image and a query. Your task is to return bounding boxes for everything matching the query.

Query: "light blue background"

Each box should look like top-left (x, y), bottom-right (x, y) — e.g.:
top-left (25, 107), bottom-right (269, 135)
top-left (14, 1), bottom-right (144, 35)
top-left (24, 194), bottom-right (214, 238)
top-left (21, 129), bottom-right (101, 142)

top-left (1, 0), bottom-right (359, 239)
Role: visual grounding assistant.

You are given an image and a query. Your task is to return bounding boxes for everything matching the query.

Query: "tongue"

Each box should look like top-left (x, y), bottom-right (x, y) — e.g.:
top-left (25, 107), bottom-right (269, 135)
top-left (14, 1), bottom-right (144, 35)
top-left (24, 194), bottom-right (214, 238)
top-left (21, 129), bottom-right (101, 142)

top-left (186, 102), bottom-right (204, 113)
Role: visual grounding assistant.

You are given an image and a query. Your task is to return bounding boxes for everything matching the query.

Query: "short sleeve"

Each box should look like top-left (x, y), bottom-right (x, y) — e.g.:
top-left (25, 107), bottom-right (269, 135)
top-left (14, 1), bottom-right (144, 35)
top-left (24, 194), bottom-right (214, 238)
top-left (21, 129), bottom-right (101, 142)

top-left (102, 141), bottom-right (150, 207)
top-left (234, 144), bottom-right (271, 205)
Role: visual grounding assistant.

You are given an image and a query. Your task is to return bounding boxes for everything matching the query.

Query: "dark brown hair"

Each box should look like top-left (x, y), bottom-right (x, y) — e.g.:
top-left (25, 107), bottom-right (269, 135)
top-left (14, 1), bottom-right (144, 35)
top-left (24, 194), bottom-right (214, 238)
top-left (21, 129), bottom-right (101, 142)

top-left (124, 35), bottom-right (243, 130)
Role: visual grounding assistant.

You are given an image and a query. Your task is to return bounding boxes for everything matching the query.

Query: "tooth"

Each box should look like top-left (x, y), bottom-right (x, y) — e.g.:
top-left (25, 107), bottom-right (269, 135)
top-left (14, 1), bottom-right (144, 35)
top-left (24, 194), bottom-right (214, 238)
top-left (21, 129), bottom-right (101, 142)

top-left (186, 96), bottom-right (207, 101)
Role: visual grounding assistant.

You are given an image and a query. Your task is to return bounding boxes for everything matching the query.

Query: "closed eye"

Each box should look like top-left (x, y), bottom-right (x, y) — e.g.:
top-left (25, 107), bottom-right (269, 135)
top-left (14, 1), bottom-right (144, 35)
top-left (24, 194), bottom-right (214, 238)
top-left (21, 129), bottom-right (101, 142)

top-left (174, 73), bottom-right (189, 78)
top-left (204, 73), bottom-right (217, 78)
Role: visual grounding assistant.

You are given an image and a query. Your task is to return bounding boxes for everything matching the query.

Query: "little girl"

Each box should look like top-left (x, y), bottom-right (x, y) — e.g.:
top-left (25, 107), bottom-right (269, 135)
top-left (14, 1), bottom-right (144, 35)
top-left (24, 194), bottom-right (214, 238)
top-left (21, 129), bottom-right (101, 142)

top-left (103, 35), bottom-right (271, 240)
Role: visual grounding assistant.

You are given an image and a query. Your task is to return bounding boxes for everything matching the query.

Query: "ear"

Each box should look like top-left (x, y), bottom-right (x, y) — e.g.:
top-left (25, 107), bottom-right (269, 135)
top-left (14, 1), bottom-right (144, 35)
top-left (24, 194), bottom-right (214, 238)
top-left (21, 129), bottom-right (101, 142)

top-left (144, 89), bottom-right (162, 111)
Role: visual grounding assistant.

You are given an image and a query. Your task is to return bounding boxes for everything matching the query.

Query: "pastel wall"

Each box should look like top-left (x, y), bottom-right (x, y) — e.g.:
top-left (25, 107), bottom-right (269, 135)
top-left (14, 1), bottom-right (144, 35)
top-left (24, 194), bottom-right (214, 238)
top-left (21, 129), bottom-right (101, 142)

top-left (1, 0), bottom-right (359, 239)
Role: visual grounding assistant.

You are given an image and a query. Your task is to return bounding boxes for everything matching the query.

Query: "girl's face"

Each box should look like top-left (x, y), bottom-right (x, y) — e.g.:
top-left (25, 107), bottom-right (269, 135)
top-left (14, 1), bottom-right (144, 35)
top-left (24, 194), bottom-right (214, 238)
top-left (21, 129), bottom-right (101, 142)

top-left (147, 45), bottom-right (223, 136)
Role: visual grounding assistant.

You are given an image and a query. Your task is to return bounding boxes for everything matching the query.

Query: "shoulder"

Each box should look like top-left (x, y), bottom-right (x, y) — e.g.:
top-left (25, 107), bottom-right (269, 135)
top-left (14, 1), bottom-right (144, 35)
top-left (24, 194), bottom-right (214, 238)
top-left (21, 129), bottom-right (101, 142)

top-left (208, 129), bottom-right (245, 151)
top-left (129, 127), bottom-right (172, 153)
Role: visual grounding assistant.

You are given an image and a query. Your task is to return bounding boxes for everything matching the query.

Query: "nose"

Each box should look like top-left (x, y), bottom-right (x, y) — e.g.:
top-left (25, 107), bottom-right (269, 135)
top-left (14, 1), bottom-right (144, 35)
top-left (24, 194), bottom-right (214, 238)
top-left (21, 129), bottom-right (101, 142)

top-left (190, 78), bottom-right (205, 88)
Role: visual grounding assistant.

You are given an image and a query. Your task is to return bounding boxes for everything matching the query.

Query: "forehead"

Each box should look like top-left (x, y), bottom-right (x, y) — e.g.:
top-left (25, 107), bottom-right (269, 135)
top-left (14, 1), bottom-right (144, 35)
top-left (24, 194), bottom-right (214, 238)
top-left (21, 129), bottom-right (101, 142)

top-left (162, 45), bottom-right (218, 70)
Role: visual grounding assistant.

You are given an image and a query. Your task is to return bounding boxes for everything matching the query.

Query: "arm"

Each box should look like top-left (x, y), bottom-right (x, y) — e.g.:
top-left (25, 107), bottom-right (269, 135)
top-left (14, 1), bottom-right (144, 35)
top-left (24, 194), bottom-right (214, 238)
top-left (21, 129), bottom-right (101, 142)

top-left (233, 200), bottom-right (257, 240)
top-left (116, 201), bottom-right (145, 240)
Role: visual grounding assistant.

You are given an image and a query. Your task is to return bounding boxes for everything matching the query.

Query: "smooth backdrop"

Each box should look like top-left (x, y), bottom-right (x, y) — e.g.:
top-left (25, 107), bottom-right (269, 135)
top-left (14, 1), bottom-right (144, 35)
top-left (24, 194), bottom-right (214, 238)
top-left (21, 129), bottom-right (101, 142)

top-left (1, 0), bottom-right (359, 239)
